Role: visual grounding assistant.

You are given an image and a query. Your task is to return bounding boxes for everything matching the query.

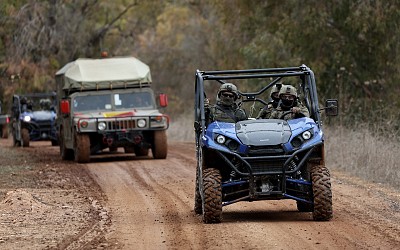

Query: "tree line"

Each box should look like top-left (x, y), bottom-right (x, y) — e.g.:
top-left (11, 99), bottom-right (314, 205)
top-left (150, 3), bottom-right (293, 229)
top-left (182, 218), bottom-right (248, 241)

top-left (0, 0), bottom-right (399, 135)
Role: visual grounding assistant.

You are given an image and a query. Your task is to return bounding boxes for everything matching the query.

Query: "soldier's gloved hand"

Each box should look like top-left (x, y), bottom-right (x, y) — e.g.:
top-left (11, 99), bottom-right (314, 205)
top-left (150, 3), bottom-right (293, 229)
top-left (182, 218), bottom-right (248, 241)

top-left (291, 107), bottom-right (300, 114)
top-left (204, 98), bottom-right (210, 108)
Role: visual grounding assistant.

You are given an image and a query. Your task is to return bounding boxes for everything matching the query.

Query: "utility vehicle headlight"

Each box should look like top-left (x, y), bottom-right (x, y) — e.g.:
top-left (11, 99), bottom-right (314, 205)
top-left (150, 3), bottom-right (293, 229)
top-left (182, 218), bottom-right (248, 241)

top-left (23, 116), bottom-right (31, 122)
top-left (216, 135), bottom-right (226, 144)
top-left (137, 119), bottom-right (146, 128)
top-left (302, 130), bottom-right (312, 140)
top-left (98, 122), bottom-right (106, 131)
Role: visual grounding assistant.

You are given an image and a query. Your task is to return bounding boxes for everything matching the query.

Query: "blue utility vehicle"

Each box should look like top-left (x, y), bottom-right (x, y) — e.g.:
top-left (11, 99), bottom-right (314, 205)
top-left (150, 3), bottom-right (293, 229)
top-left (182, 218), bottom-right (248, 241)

top-left (194, 65), bottom-right (338, 223)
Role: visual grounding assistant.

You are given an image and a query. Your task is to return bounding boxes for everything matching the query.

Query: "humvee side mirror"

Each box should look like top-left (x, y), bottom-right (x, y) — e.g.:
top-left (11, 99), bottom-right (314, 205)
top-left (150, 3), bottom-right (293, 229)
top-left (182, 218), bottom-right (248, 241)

top-left (159, 93), bottom-right (168, 107)
top-left (324, 99), bottom-right (338, 116)
top-left (60, 99), bottom-right (70, 115)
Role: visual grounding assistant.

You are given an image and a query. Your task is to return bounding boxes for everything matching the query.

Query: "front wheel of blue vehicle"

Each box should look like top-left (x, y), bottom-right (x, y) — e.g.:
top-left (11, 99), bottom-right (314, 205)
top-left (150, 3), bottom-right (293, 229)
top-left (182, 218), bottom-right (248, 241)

top-left (311, 165), bottom-right (333, 221)
top-left (202, 168), bottom-right (222, 223)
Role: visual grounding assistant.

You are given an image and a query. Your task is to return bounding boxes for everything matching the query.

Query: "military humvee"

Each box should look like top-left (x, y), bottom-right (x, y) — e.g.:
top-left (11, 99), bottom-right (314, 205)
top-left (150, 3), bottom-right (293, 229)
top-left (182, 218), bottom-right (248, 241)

top-left (55, 56), bottom-right (169, 163)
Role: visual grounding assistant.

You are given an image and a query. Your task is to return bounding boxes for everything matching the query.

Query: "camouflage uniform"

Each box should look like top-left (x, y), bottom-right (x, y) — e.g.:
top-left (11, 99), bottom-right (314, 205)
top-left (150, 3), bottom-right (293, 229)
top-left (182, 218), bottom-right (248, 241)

top-left (257, 84), bottom-right (284, 119)
top-left (205, 83), bottom-right (247, 124)
top-left (269, 85), bottom-right (310, 120)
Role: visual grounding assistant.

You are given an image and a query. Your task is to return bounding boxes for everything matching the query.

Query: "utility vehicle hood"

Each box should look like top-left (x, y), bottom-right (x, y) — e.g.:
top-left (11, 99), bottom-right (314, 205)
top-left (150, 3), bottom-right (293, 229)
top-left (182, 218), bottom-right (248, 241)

top-left (236, 119), bottom-right (291, 146)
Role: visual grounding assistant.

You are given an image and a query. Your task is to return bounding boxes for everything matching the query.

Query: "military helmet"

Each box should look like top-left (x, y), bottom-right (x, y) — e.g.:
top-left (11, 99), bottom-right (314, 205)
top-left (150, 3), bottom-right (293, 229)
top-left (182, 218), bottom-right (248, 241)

top-left (279, 85), bottom-right (298, 98)
top-left (218, 83), bottom-right (238, 99)
top-left (270, 83), bottom-right (284, 97)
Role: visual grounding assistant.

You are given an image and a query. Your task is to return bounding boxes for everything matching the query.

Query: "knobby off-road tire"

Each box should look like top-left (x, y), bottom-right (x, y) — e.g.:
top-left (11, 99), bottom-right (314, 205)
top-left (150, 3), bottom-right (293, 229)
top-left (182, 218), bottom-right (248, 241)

top-left (60, 129), bottom-right (74, 160)
top-left (134, 147), bottom-right (149, 156)
top-left (74, 133), bottom-right (90, 163)
top-left (311, 165), bottom-right (333, 221)
top-left (202, 168), bottom-right (222, 223)
top-left (21, 128), bottom-right (30, 147)
top-left (152, 130), bottom-right (167, 159)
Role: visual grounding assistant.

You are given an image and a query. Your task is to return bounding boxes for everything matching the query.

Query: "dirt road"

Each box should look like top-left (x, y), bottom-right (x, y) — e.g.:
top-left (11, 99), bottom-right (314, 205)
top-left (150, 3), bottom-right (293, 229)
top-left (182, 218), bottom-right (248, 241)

top-left (0, 138), bottom-right (399, 249)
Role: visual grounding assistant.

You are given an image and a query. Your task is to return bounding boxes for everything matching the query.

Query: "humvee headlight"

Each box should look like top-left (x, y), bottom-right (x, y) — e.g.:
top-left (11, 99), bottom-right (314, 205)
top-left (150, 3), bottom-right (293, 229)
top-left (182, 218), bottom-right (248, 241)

top-left (137, 119), bottom-right (146, 128)
top-left (23, 116), bottom-right (31, 122)
top-left (302, 131), bottom-right (312, 140)
top-left (216, 135), bottom-right (226, 144)
top-left (80, 120), bottom-right (89, 128)
top-left (98, 122), bottom-right (106, 131)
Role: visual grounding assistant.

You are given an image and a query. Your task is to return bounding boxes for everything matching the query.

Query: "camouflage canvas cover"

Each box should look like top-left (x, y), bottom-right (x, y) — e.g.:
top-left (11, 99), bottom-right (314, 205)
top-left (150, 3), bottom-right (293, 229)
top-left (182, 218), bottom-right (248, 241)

top-left (56, 57), bottom-right (152, 91)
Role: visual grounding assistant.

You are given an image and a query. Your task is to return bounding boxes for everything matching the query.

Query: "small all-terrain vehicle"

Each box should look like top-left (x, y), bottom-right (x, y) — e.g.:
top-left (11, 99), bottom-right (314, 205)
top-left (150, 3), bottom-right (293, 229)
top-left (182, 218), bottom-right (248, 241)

top-left (194, 65), bottom-right (338, 223)
top-left (11, 93), bottom-right (58, 147)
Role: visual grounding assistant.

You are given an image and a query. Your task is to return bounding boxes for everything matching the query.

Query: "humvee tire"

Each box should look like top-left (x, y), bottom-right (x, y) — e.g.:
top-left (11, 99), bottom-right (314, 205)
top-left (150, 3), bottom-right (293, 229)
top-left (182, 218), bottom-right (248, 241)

top-left (60, 128), bottom-right (74, 160)
top-left (202, 168), bottom-right (222, 223)
top-left (21, 128), bottom-right (30, 147)
top-left (311, 165), bottom-right (333, 221)
top-left (152, 130), bottom-right (167, 159)
top-left (194, 165), bottom-right (202, 214)
top-left (74, 133), bottom-right (90, 163)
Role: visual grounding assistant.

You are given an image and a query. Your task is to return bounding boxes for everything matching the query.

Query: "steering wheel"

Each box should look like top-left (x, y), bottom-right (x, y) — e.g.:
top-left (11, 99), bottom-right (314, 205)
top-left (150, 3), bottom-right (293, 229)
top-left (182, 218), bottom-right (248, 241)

top-left (279, 111), bottom-right (294, 120)
top-left (279, 110), bottom-right (306, 119)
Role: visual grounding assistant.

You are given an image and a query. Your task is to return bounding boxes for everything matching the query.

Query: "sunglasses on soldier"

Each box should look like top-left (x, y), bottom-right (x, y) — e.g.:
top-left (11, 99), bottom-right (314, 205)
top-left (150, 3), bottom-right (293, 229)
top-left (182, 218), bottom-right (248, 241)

top-left (221, 92), bottom-right (235, 98)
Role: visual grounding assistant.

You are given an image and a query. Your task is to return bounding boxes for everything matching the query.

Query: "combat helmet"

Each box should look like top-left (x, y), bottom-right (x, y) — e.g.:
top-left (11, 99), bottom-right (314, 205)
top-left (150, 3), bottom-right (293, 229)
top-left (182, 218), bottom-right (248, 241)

top-left (217, 83), bottom-right (239, 100)
top-left (279, 85), bottom-right (298, 98)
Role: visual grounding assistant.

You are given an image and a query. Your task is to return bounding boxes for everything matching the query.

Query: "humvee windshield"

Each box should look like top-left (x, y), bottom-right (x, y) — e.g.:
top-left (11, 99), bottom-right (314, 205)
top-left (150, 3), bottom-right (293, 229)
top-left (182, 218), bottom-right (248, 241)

top-left (73, 92), bottom-right (154, 112)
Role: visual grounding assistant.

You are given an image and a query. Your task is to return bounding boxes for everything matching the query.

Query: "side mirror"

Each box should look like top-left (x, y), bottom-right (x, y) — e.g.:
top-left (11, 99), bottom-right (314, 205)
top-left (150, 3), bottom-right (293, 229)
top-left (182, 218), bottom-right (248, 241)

top-left (159, 93), bottom-right (168, 107)
top-left (60, 99), bottom-right (70, 115)
top-left (324, 99), bottom-right (338, 116)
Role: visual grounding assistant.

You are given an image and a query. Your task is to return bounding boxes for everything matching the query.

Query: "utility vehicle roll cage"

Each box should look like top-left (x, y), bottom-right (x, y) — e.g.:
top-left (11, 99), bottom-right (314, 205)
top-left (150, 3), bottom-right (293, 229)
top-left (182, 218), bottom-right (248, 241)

top-left (194, 64), bottom-right (321, 138)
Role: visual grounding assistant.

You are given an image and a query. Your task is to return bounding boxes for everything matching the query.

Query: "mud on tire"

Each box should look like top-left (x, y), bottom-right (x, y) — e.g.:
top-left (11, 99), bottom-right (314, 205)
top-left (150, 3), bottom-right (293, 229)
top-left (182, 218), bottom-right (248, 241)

top-left (202, 168), bottom-right (222, 223)
top-left (311, 165), bottom-right (333, 221)
top-left (152, 130), bottom-right (167, 159)
top-left (74, 133), bottom-right (90, 163)
top-left (60, 129), bottom-right (74, 160)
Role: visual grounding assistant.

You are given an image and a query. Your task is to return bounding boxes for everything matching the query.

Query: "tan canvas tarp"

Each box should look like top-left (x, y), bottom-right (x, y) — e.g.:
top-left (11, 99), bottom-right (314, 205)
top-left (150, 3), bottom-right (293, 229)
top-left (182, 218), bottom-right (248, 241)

top-left (56, 57), bottom-right (152, 90)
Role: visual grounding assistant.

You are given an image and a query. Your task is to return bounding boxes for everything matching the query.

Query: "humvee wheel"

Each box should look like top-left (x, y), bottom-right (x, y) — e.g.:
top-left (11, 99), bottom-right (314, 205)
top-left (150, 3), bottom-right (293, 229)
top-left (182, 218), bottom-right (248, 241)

top-left (1, 125), bottom-right (8, 139)
top-left (152, 130), bottom-right (167, 159)
top-left (60, 129), bottom-right (74, 160)
top-left (202, 168), bottom-right (222, 223)
top-left (134, 147), bottom-right (149, 156)
top-left (311, 165), bottom-right (333, 221)
top-left (21, 128), bottom-right (30, 147)
top-left (74, 133), bottom-right (90, 163)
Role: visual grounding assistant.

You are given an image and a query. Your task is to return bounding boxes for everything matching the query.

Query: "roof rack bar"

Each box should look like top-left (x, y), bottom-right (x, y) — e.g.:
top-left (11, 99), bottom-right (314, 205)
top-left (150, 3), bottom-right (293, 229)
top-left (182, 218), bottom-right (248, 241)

top-left (202, 67), bottom-right (302, 75)
top-left (203, 72), bottom-right (305, 80)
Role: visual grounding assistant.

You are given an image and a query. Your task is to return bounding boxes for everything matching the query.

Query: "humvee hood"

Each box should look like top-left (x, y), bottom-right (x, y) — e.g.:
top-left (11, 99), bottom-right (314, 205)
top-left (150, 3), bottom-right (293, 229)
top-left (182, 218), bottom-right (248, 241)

top-left (74, 109), bottom-right (161, 118)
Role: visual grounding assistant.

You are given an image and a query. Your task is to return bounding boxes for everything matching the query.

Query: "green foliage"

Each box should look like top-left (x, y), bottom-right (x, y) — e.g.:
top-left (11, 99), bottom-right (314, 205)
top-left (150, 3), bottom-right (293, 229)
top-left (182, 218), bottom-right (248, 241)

top-left (0, 0), bottom-right (398, 131)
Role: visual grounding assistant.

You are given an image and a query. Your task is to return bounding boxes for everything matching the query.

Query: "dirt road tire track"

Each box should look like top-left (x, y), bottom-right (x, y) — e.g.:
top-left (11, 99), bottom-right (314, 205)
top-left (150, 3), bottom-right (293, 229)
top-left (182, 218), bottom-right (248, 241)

top-left (0, 139), bottom-right (399, 249)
